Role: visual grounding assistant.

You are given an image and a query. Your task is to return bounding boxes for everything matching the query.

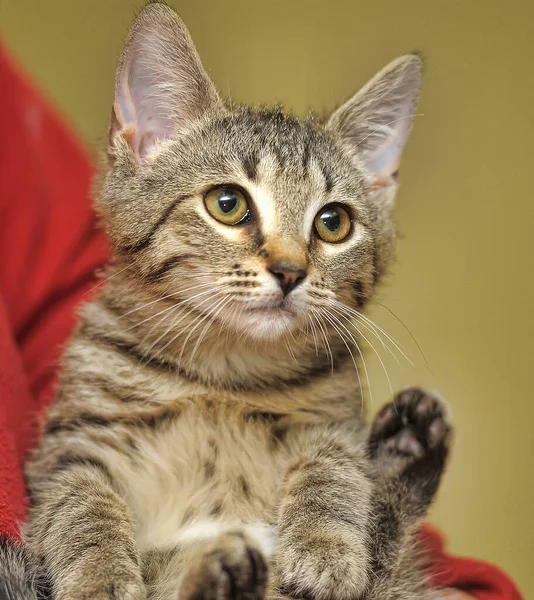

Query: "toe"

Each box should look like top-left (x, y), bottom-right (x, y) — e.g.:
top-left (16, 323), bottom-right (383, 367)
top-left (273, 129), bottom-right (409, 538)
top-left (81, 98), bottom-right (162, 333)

top-left (428, 417), bottom-right (450, 449)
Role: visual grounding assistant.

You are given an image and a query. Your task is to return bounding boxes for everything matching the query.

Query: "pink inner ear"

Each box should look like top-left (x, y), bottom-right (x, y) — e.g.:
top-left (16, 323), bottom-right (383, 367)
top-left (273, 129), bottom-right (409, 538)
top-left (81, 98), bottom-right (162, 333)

top-left (138, 131), bottom-right (159, 158)
top-left (369, 174), bottom-right (394, 190)
top-left (110, 52), bottom-right (176, 161)
top-left (109, 12), bottom-right (221, 164)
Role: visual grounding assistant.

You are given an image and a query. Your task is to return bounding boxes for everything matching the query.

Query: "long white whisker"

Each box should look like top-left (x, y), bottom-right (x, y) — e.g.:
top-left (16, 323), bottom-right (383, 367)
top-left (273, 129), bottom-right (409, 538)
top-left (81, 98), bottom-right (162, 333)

top-left (284, 337), bottom-right (297, 364)
top-left (123, 285), bottom-right (216, 333)
top-left (306, 313), bottom-right (320, 356)
top-left (141, 290), bottom-right (225, 356)
top-left (119, 279), bottom-right (228, 320)
top-left (331, 301), bottom-right (401, 367)
top-left (319, 307), bottom-right (365, 407)
top-left (331, 299), bottom-right (413, 366)
top-left (375, 300), bottom-right (430, 369)
top-left (188, 295), bottom-right (233, 367)
top-left (156, 291), bottom-right (227, 356)
top-left (84, 264), bottom-right (133, 296)
top-left (309, 308), bottom-right (334, 375)
top-left (178, 295), bottom-right (231, 366)
top-left (330, 305), bottom-right (392, 399)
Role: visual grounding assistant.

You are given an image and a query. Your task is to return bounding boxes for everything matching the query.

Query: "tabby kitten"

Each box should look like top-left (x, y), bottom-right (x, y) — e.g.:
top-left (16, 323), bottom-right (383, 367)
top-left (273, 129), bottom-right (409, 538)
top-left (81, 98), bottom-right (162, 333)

top-left (23, 4), bottom-right (451, 600)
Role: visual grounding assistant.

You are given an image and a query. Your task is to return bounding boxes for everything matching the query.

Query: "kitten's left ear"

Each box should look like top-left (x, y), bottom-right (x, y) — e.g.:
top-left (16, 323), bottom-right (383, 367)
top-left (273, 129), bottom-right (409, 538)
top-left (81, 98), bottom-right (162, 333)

top-left (110, 3), bottom-right (223, 163)
top-left (327, 54), bottom-right (423, 189)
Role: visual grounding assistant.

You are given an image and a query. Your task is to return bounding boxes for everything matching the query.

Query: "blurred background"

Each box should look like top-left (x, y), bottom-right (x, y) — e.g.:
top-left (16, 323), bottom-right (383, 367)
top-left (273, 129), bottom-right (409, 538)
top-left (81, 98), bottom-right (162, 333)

top-left (1, 0), bottom-right (532, 595)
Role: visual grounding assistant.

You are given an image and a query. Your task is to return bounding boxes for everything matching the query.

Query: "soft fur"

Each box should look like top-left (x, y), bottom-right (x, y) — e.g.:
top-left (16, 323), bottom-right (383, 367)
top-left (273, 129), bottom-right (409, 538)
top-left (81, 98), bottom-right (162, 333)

top-left (20, 4), bottom-right (451, 600)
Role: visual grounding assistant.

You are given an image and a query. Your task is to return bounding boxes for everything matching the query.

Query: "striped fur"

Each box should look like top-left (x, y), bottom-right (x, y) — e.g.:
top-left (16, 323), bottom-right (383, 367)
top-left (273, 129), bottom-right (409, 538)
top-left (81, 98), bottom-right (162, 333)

top-left (22, 4), bottom-right (450, 600)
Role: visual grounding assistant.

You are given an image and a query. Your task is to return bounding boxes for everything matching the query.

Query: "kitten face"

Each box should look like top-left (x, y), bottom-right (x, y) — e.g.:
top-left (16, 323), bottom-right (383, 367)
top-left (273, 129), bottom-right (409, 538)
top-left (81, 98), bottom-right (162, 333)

top-left (104, 110), bottom-right (383, 341)
top-left (99, 4), bottom-right (421, 345)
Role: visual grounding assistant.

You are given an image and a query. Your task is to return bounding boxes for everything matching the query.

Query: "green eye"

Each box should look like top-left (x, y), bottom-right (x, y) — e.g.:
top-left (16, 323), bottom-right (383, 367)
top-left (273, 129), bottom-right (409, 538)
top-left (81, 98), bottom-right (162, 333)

top-left (204, 187), bottom-right (249, 225)
top-left (314, 204), bottom-right (352, 243)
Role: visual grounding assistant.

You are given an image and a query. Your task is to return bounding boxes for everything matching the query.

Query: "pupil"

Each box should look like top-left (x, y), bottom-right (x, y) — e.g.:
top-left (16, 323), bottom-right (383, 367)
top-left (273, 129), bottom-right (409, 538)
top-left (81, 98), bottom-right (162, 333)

top-left (218, 192), bottom-right (237, 214)
top-left (321, 209), bottom-right (341, 232)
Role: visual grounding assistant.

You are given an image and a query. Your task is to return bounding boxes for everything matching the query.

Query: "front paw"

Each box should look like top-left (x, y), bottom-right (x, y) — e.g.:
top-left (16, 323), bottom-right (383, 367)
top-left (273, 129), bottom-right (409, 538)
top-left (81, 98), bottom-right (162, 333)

top-left (56, 580), bottom-right (145, 600)
top-left (180, 530), bottom-right (268, 600)
top-left (276, 527), bottom-right (368, 600)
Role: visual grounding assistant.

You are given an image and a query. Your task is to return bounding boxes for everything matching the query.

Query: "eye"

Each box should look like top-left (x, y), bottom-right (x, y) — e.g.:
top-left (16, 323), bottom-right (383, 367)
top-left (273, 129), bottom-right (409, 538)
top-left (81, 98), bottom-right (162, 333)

top-left (314, 204), bottom-right (352, 243)
top-left (204, 187), bottom-right (250, 225)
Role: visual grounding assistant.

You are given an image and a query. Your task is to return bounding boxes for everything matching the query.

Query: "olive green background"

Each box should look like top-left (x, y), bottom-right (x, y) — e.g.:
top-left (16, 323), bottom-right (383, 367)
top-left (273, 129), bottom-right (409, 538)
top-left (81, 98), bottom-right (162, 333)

top-left (1, 0), bottom-right (532, 596)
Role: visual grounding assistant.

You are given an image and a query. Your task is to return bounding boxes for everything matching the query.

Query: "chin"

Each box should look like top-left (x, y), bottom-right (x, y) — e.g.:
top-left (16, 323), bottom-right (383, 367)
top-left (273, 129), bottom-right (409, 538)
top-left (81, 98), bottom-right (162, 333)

top-left (225, 306), bottom-right (300, 342)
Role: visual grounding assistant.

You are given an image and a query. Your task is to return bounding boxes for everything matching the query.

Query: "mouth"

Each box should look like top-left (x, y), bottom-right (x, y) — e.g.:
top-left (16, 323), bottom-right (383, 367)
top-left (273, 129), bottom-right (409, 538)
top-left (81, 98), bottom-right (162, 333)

top-left (224, 298), bottom-right (299, 341)
top-left (244, 300), bottom-right (294, 317)
top-left (249, 306), bottom-right (288, 318)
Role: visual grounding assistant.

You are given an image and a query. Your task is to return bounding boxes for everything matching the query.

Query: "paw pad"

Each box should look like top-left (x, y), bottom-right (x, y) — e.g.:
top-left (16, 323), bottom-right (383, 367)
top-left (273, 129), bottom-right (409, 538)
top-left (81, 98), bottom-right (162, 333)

top-left (370, 387), bottom-right (451, 462)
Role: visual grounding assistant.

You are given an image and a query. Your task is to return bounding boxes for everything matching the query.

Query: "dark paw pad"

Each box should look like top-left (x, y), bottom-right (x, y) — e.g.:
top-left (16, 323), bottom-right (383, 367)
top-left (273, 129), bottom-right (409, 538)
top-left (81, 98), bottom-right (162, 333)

top-left (371, 387), bottom-right (450, 459)
top-left (369, 387), bottom-right (452, 502)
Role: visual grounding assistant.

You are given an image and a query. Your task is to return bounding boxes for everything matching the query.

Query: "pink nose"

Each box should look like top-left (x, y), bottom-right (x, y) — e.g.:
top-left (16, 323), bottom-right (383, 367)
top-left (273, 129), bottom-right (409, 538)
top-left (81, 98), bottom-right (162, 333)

top-left (268, 263), bottom-right (307, 296)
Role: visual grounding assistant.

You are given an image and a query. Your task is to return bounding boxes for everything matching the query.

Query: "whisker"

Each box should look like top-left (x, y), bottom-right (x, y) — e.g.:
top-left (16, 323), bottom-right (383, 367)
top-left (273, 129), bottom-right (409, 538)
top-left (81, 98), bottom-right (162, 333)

top-left (156, 291), bottom-right (227, 357)
top-left (331, 299), bottom-right (414, 366)
top-left (122, 285), bottom-right (216, 333)
top-left (309, 308), bottom-right (334, 375)
top-left (284, 337), bottom-right (298, 364)
top-left (119, 280), bottom-right (225, 320)
top-left (305, 314), bottom-right (320, 356)
top-left (83, 263), bottom-right (133, 296)
top-left (375, 300), bottom-right (430, 370)
top-left (319, 307), bottom-right (365, 407)
top-left (330, 305), bottom-right (392, 399)
top-left (118, 291), bottom-right (181, 319)
top-left (331, 301), bottom-right (401, 367)
top-left (141, 290), bottom-right (224, 357)
top-left (178, 295), bottom-right (231, 366)
top-left (188, 295), bottom-right (233, 367)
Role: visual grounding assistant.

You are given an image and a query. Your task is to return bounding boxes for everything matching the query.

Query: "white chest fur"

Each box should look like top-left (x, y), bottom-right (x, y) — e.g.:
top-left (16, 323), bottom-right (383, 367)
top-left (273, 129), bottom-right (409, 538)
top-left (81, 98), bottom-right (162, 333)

top-left (115, 409), bottom-right (285, 556)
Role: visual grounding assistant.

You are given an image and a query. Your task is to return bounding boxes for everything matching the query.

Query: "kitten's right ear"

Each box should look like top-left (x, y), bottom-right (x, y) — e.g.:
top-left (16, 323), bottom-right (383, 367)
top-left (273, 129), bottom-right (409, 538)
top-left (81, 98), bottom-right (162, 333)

top-left (110, 3), bottom-right (222, 163)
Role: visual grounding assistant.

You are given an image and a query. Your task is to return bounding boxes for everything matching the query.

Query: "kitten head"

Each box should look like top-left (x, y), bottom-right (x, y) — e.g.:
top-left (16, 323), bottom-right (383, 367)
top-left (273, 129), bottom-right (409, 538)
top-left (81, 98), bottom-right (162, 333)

top-left (98, 3), bottom-right (422, 343)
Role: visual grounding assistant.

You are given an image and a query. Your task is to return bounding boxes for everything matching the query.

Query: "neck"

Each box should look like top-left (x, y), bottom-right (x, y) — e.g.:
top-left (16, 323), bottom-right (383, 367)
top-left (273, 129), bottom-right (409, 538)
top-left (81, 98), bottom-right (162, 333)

top-left (94, 271), bottom-right (358, 393)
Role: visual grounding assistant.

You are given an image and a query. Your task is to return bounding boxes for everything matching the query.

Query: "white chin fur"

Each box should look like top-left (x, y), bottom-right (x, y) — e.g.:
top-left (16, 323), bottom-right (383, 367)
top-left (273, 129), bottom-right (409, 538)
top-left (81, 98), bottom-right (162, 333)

top-left (231, 309), bottom-right (298, 341)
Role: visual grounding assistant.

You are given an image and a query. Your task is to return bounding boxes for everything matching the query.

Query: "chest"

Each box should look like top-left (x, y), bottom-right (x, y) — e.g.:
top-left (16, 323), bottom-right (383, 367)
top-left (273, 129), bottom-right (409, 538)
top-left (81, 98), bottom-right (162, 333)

top-left (118, 405), bottom-right (289, 548)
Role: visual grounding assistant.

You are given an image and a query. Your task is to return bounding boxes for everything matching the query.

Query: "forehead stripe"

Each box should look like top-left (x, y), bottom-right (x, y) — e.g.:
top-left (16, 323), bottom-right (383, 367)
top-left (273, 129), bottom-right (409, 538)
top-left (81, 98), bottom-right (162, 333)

top-left (241, 152), bottom-right (259, 181)
top-left (120, 193), bottom-right (189, 253)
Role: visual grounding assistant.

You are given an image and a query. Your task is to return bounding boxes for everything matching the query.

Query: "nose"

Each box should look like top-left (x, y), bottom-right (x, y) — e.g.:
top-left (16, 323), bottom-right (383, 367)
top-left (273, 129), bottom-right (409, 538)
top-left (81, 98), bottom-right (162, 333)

top-left (268, 262), bottom-right (307, 297)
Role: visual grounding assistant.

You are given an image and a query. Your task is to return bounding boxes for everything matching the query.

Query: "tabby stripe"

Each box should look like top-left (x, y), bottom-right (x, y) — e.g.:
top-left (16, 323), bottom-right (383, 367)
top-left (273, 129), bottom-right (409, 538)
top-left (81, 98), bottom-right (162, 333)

top-left (321, 164), bottom-right (335, 193)
top-left (79, 327), bottom-right (188, 375)
top-left (76, 374), bottom-right (153, 404)
top-left (48, 455), bottom-right (114, 482)
top-left (245, 411), bottom-right (287, 423)
top-left (352, 279), bottom-right (368, 308)
top-left (46, 408), bottom-right (180, 435)
top-left (79, 327), bottom-right (350, 392)
top-left (241, 152), bottom-right (259, 181)
top-left (301, 139), bottom-right (311, 172)
top-left (276, 346), bottom-right (351, 389)
top-left (120, 194), bottom-right (188, 253)
top-left (144, 253), bottom-right (194, 283)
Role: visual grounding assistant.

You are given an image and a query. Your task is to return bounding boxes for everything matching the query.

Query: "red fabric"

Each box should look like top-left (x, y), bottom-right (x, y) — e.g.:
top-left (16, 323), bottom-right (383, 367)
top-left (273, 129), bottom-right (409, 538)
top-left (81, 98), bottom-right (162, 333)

top-left (0, 42), bottom-right (108, 539)
top-left (0, 43), bottom-right (523, 600)
top-left (421, 527), bottom-right (522, 600)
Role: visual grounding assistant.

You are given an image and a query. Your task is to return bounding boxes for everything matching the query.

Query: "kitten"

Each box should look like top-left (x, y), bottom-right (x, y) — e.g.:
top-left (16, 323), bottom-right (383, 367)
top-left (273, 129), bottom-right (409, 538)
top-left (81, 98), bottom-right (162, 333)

top-left (20, 3), bottom-right (451, 600)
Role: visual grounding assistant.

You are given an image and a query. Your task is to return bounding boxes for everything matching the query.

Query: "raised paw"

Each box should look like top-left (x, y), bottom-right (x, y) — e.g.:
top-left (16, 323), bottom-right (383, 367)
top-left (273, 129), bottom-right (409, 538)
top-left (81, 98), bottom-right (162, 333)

top-left (369, 387), bottom-right (452, 506)
top-left (180, 530), bottom-right (268, 600)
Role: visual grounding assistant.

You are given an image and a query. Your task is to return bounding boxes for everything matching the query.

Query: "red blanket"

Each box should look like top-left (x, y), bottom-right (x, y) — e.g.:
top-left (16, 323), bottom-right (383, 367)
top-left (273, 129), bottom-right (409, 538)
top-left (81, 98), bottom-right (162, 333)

top-left (0, 42), bottom-right (522, 600)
